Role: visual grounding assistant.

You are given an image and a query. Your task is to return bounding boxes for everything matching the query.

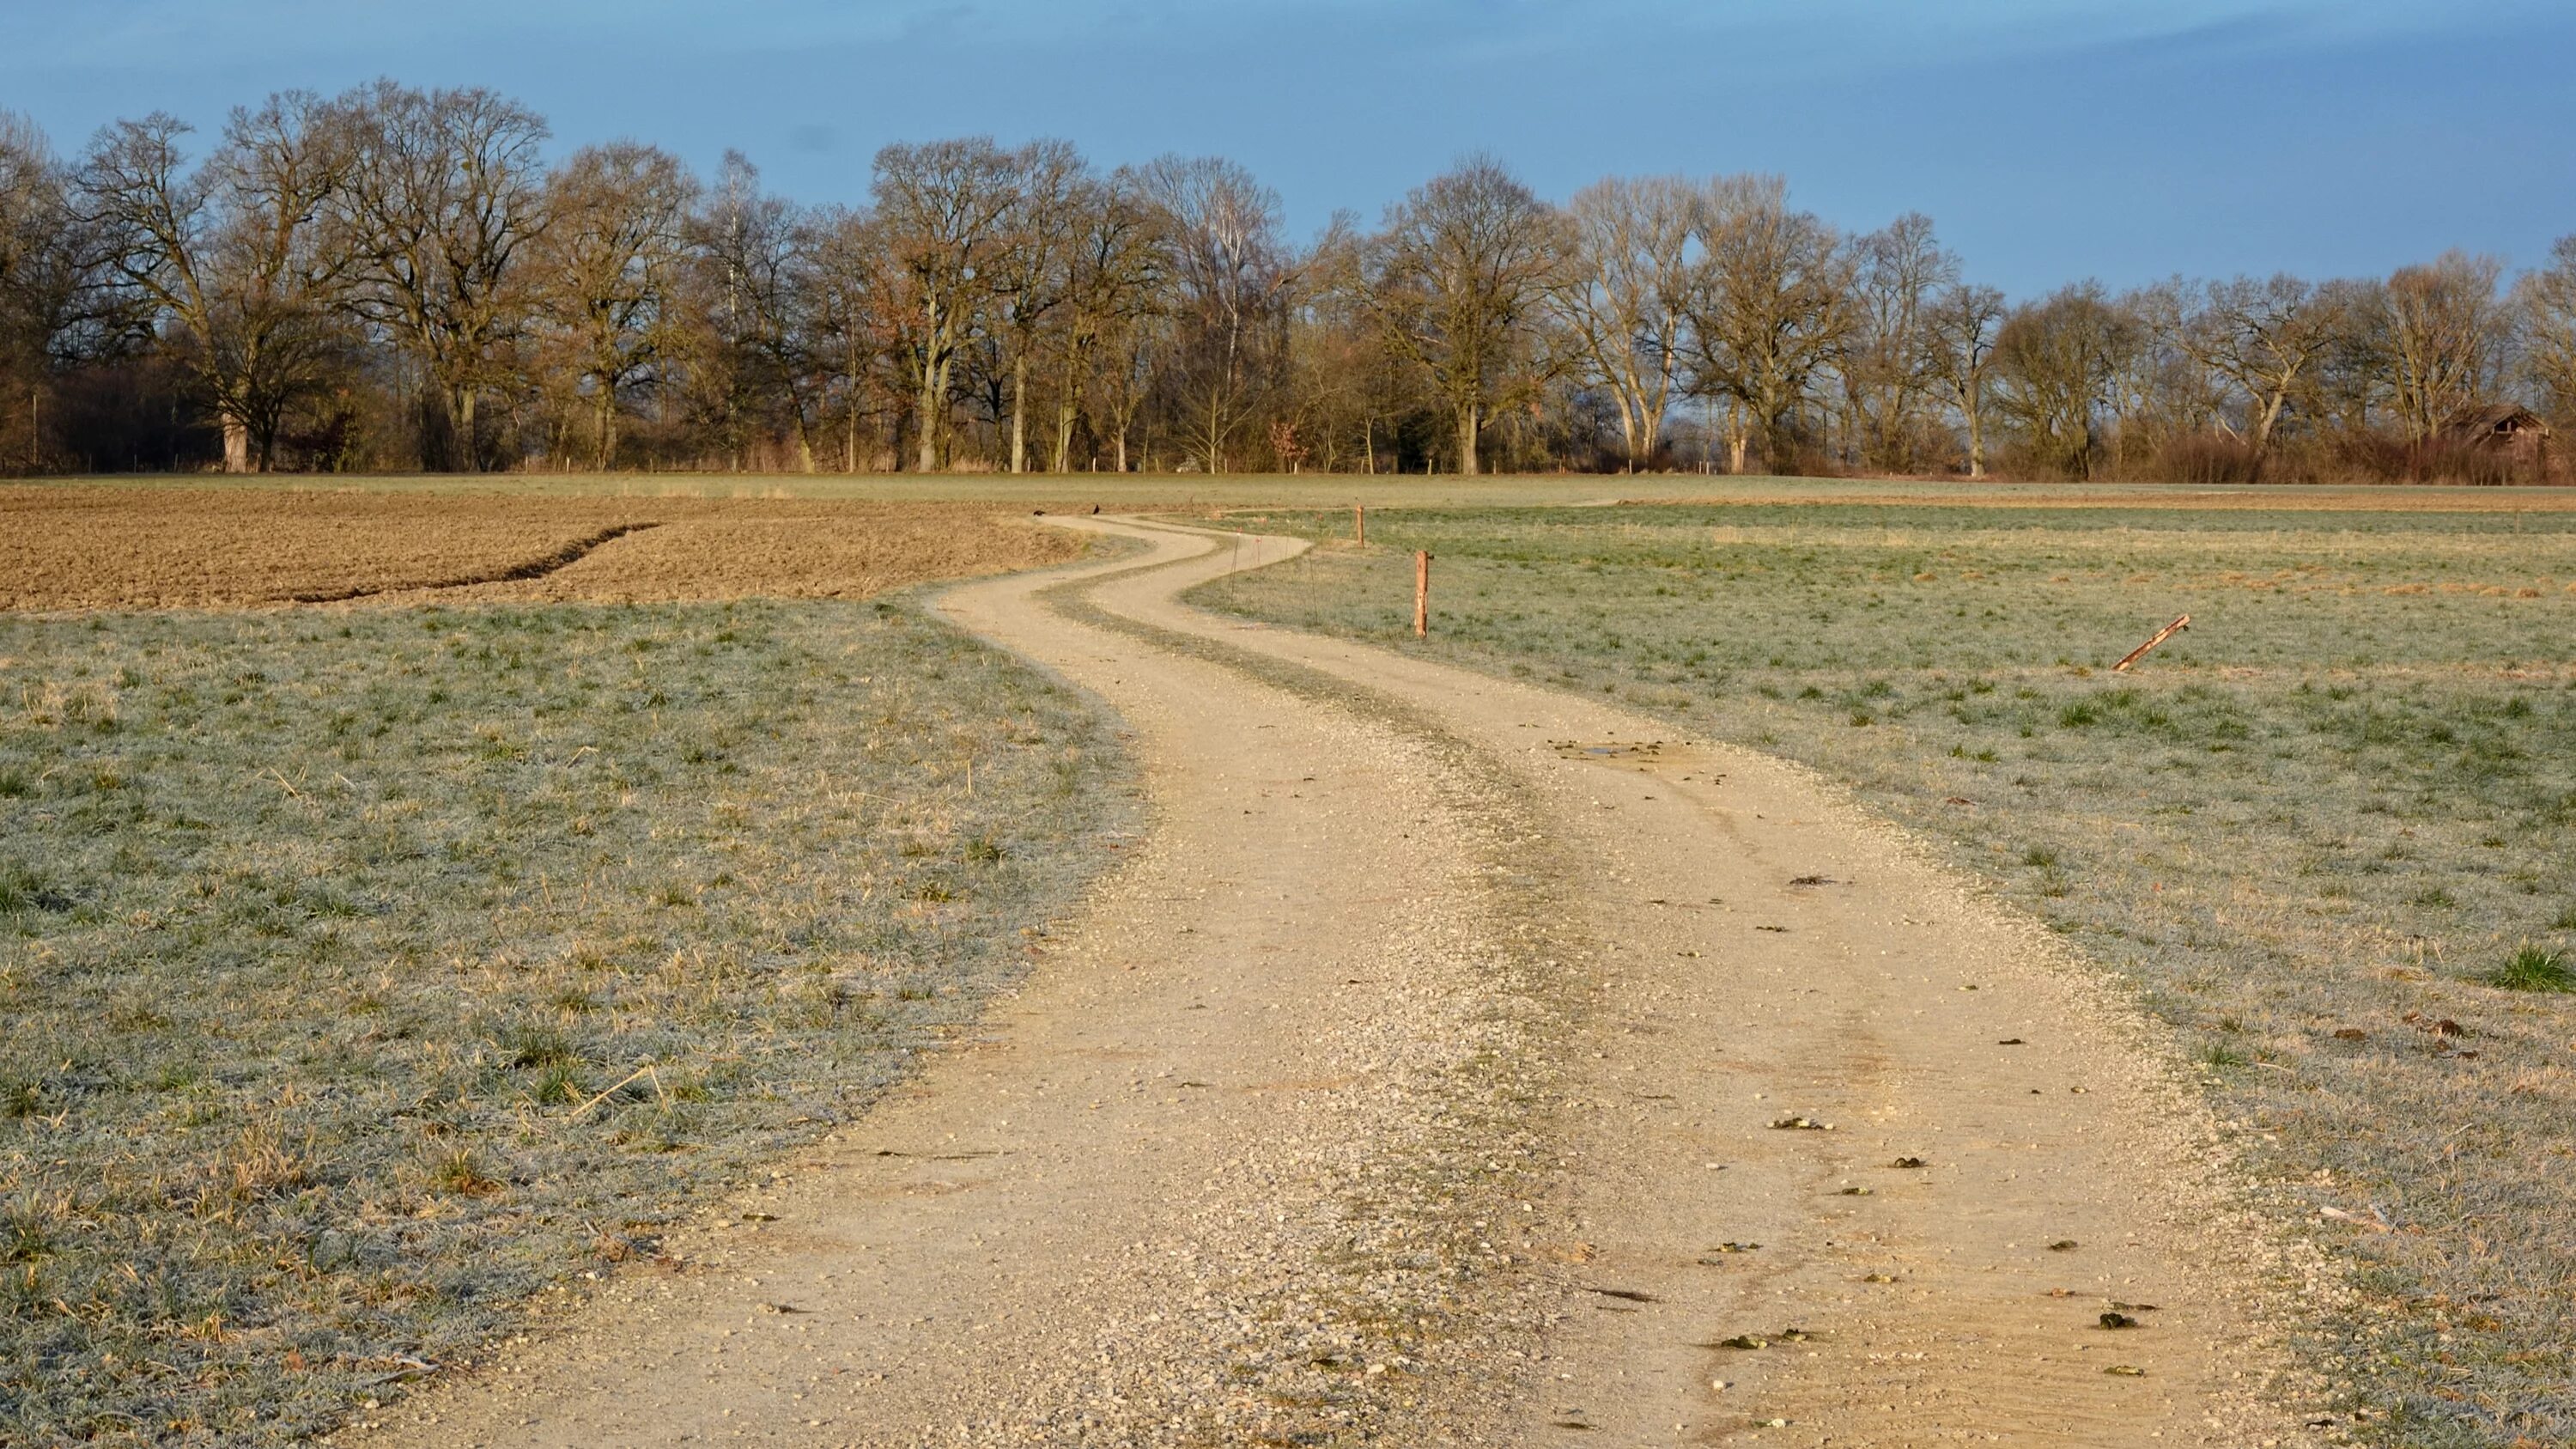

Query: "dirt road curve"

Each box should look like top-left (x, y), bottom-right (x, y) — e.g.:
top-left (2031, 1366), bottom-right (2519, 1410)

top-left (361, 519), bottom-right (2325, 1448)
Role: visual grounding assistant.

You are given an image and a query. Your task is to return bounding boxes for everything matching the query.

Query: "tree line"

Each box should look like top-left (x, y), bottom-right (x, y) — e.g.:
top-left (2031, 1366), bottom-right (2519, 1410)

top-left (3, 82), bottom-right (2571, 480)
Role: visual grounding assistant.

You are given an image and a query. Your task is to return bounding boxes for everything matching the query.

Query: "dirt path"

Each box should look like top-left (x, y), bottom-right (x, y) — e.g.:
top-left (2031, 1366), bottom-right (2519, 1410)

top-left (357, 519), bottom-right (2326, 1448)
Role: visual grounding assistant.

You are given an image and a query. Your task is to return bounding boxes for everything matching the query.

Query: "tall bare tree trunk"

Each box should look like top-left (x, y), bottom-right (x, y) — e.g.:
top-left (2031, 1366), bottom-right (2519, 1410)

top-left (221, 416), bottom-right (251, 474)
top-left (2252, 390), bottom-right (2288, 454)
top-left (1458, 403), bottom-right (1480, 477)
top-left (915, 301), bottom-right (946, 472)
top-left (1054, 350), bottom-right (1082, 473)
top-left (453, 387), bottom-right (480, 473)
top-left (1010, 351), bottom-right (1029, 473)
top-left (914, 359), bottom-right (943, 472)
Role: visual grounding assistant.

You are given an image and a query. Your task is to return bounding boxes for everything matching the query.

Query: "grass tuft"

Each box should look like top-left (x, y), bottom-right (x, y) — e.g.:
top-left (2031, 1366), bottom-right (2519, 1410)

top-left (2488, 946), bottom-right (2576, 993)
top-left (0, 859), bottom-right (72, 913)
top-left (500, 1023), bottom-right (583, 1069)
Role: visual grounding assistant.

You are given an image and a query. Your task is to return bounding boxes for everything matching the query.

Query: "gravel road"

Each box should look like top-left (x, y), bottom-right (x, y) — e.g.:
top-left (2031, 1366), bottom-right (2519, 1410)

top-left (353, 518), bottom-right (2335, 1447)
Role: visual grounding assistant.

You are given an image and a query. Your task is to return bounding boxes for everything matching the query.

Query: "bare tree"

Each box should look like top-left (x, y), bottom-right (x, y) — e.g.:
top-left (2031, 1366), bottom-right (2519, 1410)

top-left (1547, 175), bottom-right (1692, 472)
top-left (2100, 284), bottom-right (2197, 474)
top-left (1990, 281), bottom-right (2138, 479)
top-left (0, 112), bottom-right (86, 470)
top-left (797, 204), bottom-right (903, 472)
top-left (683, 152), bottom-right (813, 471)
top-left (987, 139), bottom-right (1085, 473)
top-left (42, 88), bottom-right (2576, 484)
top-left (2518, 235), bottom-right (2576, 428)
top-left (1924, 282), bottom-right (2004, 477)
top-left (0, 114), bottom-right (56, 300)
top-left (333, 81), bottom-right (550, 471)
top-left (1052, 170), bottom-right (1163, 472)
top-left (2285, 279), bottom-right (2384, 450)
top-left (529, 141), bottom-right (694, 469)
top-left (1678, 175), bottom-right (1855, 472)
top-left (208, 94), bottom-right (361, 470)
top-left (872, 137), bottom-right (1018, 472)
top-left (76, 94), bottom-right (355, 472)
top-left (1840, 212), bottom-right (1955, 471)
top-left (2379, 251), bottom-right (2507, 443)
top-left (1091, 301), bottom-right (1158, 473)
top-left (1136, 154), bottom-right (1295, 472)
top-left (2148, 273), bottom-right (2341, 466)
top-left (1366, 155), bottom-right (1563, 476)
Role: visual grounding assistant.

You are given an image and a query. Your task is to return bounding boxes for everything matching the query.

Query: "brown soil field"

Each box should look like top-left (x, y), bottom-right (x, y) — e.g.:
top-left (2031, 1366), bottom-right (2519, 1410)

top-left (0, 488), bottom-right (1086, 610)
top-left (437, 508), bottom-right (1081, 604)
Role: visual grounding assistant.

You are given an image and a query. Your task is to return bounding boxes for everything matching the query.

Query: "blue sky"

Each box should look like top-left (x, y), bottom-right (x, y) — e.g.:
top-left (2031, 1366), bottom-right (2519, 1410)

top-left (5, 0), bottom-right (2569, 296)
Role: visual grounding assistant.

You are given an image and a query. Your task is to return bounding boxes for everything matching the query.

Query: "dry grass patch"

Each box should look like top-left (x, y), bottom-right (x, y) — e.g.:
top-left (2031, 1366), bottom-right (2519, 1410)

top-left (0, 598), bottom-right (1128, 1444)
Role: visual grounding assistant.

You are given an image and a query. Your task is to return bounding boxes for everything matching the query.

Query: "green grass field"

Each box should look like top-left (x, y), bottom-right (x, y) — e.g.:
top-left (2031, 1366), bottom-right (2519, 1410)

top-left (1193, 502), bottom-right (2576, 1448)
top-left (0, 597), bottom-right (1127, 1445)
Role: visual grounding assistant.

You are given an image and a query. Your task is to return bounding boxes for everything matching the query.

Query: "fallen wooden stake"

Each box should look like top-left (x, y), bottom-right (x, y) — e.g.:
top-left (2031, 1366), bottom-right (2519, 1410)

top-left (2112, 613), bottom-right (2190, 672)
top-left (1413, 549), bottom-right (1431, 637)
top-left (567, 1063), bottom-right (664, 1122)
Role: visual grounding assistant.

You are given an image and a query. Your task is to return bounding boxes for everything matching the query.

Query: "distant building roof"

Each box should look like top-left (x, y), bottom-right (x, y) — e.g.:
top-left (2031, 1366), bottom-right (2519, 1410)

top-left (2439, 404), bottom-right (2550, 441)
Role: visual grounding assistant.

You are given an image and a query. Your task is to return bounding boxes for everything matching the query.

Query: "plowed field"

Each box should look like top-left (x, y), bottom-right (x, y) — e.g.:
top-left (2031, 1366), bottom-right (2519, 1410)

top-left (0, 490), bottom-right (1084, 609)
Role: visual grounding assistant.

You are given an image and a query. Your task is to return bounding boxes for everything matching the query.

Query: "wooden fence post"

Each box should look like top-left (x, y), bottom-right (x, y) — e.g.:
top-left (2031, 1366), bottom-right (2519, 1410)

top-left (1354, 504), bottom-right (1365, 548)
top-left (2112, 613), bottom-right (2190, 672)
top-left (1413, 549), bottom-right (1431, 637)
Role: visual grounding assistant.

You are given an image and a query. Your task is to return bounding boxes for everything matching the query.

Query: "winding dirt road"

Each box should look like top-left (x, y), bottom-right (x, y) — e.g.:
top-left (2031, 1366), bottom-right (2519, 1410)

top-left (359, 519), bottom-right (2326, 1447)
